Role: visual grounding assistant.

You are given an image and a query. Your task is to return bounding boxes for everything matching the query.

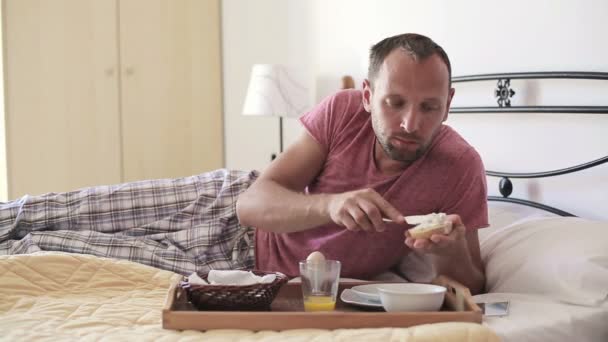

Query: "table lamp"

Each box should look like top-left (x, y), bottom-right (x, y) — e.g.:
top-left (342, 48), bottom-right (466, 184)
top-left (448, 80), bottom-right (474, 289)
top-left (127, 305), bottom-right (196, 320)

top-left (242, 64), bottom-right (310, 160)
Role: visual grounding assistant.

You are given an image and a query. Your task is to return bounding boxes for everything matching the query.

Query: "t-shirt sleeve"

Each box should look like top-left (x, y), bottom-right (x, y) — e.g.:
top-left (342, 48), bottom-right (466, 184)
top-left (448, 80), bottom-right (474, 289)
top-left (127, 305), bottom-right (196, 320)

top-left (299, 90), bottom-right (363, 153)
top-left (438, 148), bottom-right (489, 230)
top-left (299, 94), bottom-right (333, 152)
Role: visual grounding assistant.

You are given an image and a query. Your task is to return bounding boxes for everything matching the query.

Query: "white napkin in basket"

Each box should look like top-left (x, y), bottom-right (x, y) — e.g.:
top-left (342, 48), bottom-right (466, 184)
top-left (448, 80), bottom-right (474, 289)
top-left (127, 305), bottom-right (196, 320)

top-left (187, 270), bottom-right (277, 286)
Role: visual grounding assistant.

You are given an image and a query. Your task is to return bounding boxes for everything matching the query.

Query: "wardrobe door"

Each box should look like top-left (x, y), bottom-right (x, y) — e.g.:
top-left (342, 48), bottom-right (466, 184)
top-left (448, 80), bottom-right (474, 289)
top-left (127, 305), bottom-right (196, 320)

top-left (3, 0), bottom-right (122, 198)
top-left (119, 0), bottom-right (224, 181)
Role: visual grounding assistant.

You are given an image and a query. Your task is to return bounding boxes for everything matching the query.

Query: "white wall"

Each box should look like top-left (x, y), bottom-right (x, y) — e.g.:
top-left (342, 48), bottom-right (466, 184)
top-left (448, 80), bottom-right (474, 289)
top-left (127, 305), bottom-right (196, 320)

top-left (222, 0), bottom-right (608, 219)
top-left (221, 0), bottom-right (312, 172)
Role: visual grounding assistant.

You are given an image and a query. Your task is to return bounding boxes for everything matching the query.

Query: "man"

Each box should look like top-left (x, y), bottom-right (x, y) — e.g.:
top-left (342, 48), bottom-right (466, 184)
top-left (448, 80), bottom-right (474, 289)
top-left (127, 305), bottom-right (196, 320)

top-left (237, 33), bottom-right (488, 294)
top-left (0, 33), bottom-right (487, 294)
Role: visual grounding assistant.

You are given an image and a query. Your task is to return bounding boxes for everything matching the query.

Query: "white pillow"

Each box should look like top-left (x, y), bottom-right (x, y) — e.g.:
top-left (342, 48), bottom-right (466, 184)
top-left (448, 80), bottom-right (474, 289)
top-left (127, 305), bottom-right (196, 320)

top-left (482, 216), bottom-right (608, 306)
top-left (480, 202), bottom-right (557, 241)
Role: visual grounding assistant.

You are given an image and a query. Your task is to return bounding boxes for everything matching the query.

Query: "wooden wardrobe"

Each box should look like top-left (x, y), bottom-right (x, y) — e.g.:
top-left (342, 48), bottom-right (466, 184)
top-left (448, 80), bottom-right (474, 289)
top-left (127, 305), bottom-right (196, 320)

top-left (1, 0), bottom-right (223, 200)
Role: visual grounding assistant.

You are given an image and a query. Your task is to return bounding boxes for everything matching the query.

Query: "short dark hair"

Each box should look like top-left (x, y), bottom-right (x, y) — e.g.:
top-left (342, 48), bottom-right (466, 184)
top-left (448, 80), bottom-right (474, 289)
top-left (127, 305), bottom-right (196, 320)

top-left (368, 33), bottom-right (452, 88)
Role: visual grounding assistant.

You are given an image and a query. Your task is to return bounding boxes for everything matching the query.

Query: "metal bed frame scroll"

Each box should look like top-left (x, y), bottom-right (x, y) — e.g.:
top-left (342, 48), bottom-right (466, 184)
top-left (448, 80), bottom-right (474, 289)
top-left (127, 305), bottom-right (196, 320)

top-left (451, 71), bottom-right (608, 217)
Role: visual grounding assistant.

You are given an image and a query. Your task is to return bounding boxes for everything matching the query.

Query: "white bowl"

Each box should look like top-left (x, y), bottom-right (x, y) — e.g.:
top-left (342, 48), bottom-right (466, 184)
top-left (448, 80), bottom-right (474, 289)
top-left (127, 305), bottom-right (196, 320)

top-left (377, 283), bottom-right (446, 312)
top-left (350, 284), bottom-right (382, 302)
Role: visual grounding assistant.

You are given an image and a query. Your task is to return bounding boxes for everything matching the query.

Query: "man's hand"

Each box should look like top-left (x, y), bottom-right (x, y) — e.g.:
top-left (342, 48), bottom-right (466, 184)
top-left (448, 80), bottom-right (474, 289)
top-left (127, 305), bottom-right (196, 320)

top-left (404, 214), bottom-right (485, 295)
top-left (327, 188), bottom-right (405, 232)
top-left (404, 214), bottom-right (467, 254)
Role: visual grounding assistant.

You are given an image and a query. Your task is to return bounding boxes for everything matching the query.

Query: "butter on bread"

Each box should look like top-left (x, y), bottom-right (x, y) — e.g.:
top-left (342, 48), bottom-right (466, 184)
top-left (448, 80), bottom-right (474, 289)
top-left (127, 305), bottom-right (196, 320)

top-left (406, 212), bottom-right (452, 239)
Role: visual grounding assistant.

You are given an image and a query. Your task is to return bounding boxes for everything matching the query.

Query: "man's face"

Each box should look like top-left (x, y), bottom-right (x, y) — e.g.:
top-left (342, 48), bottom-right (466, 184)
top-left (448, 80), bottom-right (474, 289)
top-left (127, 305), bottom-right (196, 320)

top-left (362, 50), bottom-right (454, 163)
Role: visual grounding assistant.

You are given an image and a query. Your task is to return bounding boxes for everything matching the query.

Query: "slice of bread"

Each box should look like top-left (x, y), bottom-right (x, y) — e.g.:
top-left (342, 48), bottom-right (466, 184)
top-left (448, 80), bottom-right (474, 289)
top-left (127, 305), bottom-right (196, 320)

top-left (406, 213), bottom-right (453, 239)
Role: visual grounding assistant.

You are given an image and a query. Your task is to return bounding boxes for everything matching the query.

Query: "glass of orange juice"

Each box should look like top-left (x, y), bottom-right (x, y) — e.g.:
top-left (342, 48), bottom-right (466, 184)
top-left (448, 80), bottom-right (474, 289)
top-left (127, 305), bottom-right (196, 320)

top-left (299, 259), bottom-right (341, 312)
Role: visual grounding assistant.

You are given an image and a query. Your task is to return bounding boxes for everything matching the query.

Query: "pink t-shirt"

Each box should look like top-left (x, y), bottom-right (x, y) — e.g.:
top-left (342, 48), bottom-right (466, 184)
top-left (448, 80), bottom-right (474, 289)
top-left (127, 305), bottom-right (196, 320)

top-left (255, 89), bottom-right (488, 279)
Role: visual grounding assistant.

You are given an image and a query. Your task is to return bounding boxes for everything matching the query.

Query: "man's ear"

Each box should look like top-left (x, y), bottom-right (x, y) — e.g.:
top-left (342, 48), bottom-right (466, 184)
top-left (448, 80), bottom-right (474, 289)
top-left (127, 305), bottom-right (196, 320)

top-left (362, 79), bottom-right (373, 112)
top-left (443, 87), bottom-right (456, 122)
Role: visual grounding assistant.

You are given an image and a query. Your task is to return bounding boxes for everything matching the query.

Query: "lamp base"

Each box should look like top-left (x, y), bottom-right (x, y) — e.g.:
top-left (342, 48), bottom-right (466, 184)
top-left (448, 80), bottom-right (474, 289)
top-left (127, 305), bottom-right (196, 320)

top-left (270, 117), bottom-right (283, 162)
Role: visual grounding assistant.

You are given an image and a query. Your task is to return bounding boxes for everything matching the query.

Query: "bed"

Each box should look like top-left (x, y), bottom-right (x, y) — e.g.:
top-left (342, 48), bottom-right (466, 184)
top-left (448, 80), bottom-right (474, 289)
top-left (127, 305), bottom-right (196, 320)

top-left (0, 252), bottom-right (498, 341)
top-left (2, 206), bottom-right (604, 341)
top-left (393, 201), bottom-right (608, 342)
top-left (452, 71), bottom-right (608, 341)
top-left (475, 205), bottom-right (608, 341)
top-left (1, 71), bottom-right (607, 341)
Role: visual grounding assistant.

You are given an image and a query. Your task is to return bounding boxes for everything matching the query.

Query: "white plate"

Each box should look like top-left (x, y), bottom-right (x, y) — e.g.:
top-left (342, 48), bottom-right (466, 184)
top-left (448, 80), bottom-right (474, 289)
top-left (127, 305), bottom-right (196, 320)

top-left (340, 289), bottom-right (383, 308)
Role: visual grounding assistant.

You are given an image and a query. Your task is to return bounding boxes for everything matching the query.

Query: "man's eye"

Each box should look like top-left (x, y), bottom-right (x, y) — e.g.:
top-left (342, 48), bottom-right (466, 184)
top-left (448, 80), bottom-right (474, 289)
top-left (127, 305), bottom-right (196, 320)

top-left (386, 99), bottom-right (403, 108)
top-left (422, 104), bottom-right (439, 112)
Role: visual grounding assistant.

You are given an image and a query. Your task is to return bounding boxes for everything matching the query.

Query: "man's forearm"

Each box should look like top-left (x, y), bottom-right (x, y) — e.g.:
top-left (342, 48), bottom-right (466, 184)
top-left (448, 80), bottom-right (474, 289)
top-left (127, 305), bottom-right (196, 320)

top-left (432, 244), bottom-right (485, 295)
top-left (236, 179), bottom-right (332, 233)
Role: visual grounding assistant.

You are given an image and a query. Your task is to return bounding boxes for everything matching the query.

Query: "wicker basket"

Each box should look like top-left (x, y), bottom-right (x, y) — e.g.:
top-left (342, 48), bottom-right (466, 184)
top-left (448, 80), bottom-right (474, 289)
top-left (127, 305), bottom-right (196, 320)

top-left (181, 270), bottom-right (289, 311)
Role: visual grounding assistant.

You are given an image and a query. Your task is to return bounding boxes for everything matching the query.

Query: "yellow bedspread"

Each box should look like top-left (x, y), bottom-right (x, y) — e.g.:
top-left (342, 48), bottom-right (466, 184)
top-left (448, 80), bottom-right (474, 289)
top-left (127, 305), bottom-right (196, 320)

top-left (0, 252), bottom-right (499, 341)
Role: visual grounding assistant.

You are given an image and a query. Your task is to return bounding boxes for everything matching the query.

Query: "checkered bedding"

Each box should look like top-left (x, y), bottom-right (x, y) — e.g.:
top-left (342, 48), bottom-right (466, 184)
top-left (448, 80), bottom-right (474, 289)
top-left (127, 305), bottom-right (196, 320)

top-left (0, 169), bottom-right (259, 275)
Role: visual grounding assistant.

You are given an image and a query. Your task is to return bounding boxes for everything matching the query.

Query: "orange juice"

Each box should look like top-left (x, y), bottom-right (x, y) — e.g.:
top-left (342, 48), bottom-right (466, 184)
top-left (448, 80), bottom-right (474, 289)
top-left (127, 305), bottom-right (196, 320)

top-left (303, 295), bottom-right (336, 311)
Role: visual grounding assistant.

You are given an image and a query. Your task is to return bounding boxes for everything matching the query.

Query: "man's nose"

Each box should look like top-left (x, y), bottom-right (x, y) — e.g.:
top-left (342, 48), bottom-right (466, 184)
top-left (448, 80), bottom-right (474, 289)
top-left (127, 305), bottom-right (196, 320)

top-left (400, 108), bottom-right (420, 133)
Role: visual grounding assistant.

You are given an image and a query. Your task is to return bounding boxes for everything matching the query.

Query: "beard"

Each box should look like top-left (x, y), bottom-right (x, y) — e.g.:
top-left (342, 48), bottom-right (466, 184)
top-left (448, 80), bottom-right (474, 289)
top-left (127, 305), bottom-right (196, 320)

top-left (377, 134), bottom-right (425, 162)
top-left (371, 115), bottom-right (429, 163)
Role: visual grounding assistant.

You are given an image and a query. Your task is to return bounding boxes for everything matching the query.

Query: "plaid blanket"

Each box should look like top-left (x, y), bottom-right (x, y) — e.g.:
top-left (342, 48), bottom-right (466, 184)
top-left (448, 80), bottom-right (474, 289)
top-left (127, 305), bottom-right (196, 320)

top-left (0, 169), bottom-right (259, 275)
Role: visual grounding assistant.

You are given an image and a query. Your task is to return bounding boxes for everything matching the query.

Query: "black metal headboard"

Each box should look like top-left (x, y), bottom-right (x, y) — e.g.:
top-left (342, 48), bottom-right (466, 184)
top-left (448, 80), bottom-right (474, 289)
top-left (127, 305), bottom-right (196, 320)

top-left (450, 71), bottom-right (608, 217)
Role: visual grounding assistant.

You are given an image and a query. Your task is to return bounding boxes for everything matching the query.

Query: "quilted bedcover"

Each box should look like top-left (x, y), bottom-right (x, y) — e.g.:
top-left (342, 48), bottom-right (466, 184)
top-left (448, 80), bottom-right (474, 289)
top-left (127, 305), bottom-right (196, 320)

top-left (0, 252), bottom-right (499, 341)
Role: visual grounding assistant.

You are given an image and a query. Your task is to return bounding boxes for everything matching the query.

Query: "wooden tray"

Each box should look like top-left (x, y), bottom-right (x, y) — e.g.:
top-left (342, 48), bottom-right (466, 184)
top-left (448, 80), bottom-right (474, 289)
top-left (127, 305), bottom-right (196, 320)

top-left (162, 275), bottom-right (482, 331)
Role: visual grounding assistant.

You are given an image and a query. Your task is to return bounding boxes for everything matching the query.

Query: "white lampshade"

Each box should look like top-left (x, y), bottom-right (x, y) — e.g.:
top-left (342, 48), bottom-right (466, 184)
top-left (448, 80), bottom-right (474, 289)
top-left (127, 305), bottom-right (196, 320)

top-left (242, 64), bottom-right (311, 117)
